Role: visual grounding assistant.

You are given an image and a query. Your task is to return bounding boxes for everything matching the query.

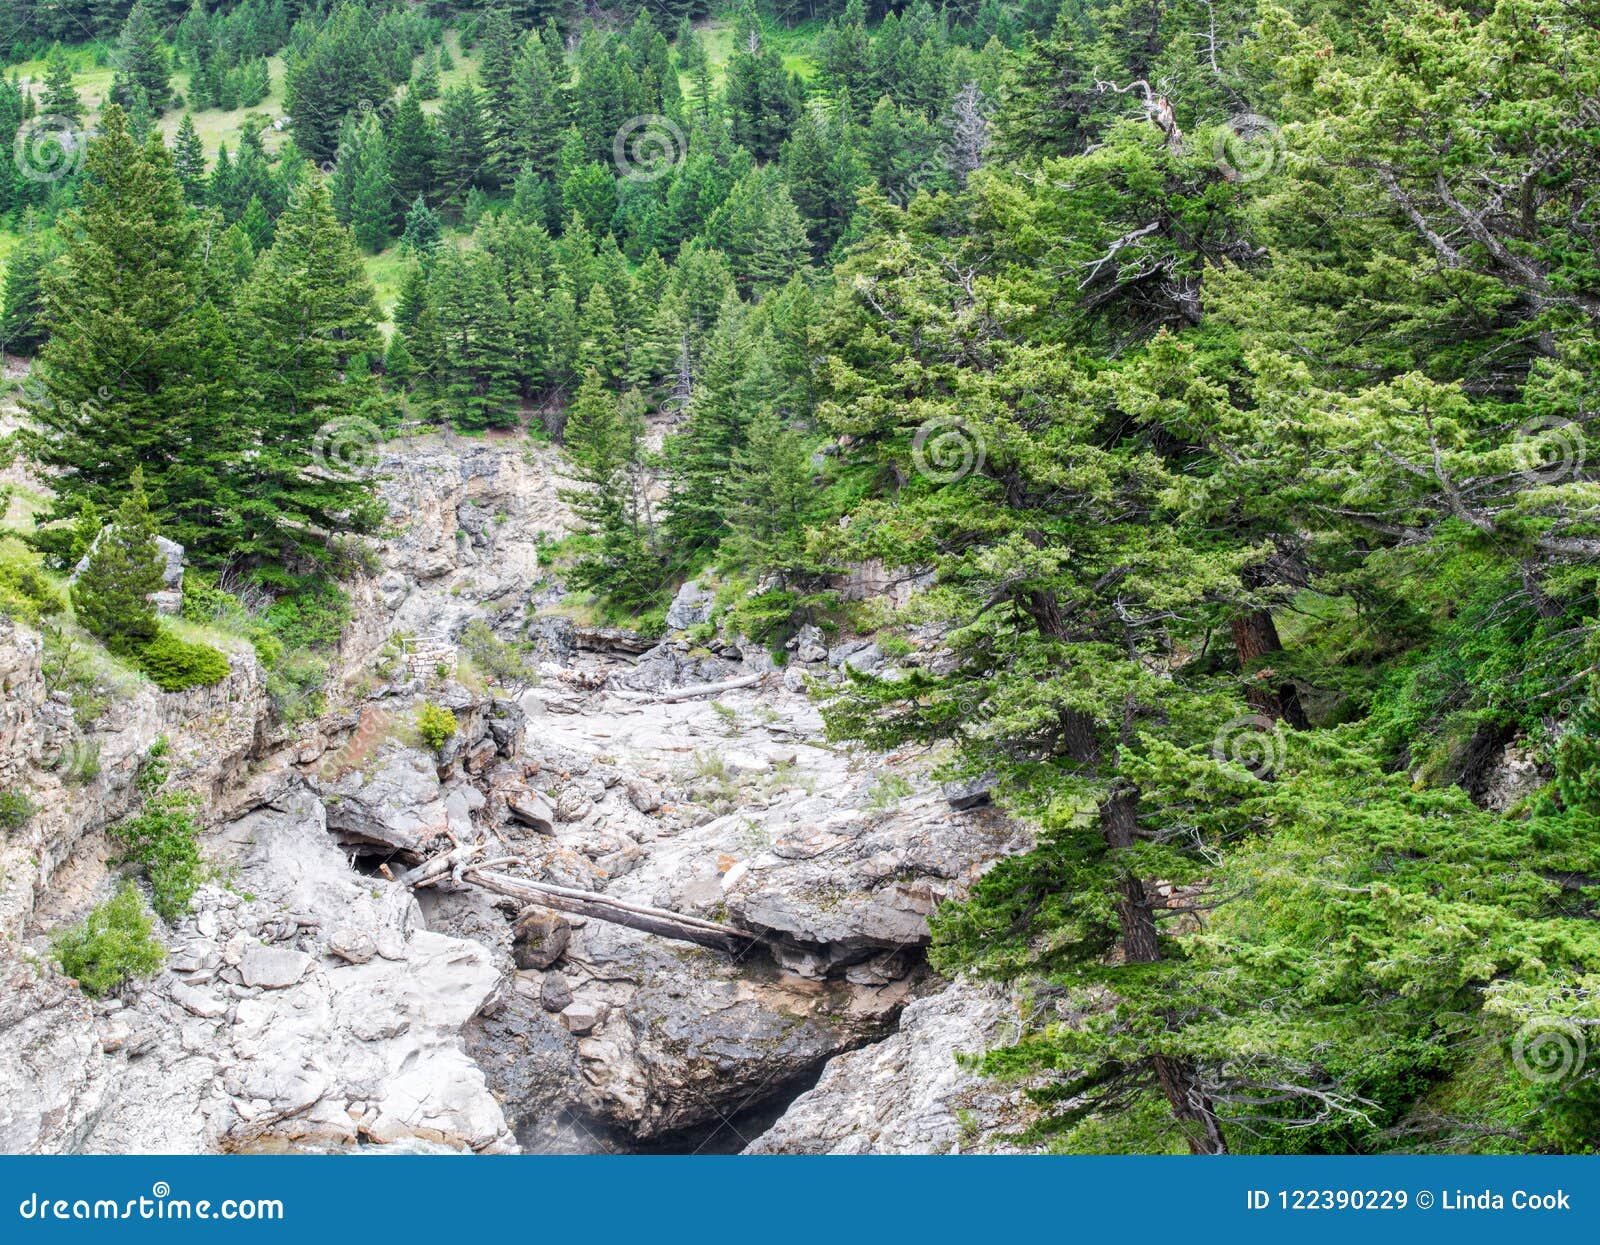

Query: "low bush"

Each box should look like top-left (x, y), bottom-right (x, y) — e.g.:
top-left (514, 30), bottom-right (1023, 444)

top-left (40, 623), bottom-right (112, 724)
top-left (0, 542), bottom-right (66, 624)
top-left (51, 882), bottom-right (165, 997)
top-left (136, 630), bottom-right (231, 692)
top-left (416, 701), bottom-right (458, 750)
top-left (0, 787), bottom-right (37, 829)
top-left (109, 791), bottom-right (205, 921)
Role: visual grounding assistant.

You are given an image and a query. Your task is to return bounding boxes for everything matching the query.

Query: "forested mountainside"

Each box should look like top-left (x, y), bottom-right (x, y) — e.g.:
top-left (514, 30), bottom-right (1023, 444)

top-left (0, 0), bottom-right (1597, 1156)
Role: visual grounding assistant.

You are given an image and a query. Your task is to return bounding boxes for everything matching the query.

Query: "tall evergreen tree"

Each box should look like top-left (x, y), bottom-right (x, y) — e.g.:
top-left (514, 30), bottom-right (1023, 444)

top-left (169, 114), bottom-right (207, 201)
top-left (110, 2), bottom-right (171, 114)
top-left (234, 179), bottom-right (388, 564)
top-left (0, 209), bottom-right (57, 357)
top-left (434, 83), bottom-right (492, 214)
top-left (40, 43), bottom-right (82, 122)
top-left (23, 108), bottom-right (240, 564)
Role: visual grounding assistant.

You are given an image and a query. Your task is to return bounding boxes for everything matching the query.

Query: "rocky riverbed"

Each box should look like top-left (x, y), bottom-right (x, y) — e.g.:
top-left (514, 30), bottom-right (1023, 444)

top-left (0, 430), bottom-right (1043, 1155)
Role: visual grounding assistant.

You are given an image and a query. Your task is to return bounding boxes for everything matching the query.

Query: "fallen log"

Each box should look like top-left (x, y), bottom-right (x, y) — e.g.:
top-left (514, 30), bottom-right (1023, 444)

top-left (462, 867), bottom-right (759, 956)
top-left (654, 673), bottom-right (766, 702)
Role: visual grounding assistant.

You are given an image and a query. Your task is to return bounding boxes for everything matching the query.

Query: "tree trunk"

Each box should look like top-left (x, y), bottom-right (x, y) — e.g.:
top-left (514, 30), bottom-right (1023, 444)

top-left (1231, 608), bottom-right (1309, 729)
top-left (1062, 714), bottom-right (1229, 1155)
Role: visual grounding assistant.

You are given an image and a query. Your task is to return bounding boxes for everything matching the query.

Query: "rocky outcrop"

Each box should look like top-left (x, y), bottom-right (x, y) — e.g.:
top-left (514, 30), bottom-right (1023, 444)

top-left (745, 979), bottom-right (1041, 1154)
top-left (0, 957), bottom-right (105, 1154)
top-left (19, 790), bottom-right (515, 1154)
top-left (0, 615), bottom-right (265, 945)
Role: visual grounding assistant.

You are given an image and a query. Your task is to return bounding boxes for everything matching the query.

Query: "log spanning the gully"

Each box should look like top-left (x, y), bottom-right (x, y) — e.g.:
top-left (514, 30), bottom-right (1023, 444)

top-left (399, 845), bottom-right (759, 957)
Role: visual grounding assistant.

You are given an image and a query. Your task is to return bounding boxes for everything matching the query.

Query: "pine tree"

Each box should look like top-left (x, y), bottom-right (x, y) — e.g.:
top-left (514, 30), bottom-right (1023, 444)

top-left (412, 49), bottom-right (440, 101)
top-left (558, 370), bottom-right (660, 607)
top-left (706, 166), bottom-right (810, 292)
top-left (476, 8), bottom-right (518, 183)
top-left (350, 130), bottom-right (395, 252)
top-left (433, 249), bottom-right (520, 432)
top-left (385, 91), bottom-right (437, 209)
top-left (400, 195), bottom-right (442, 254)
top-left (332, 113), bottom-right (394, 251)
top-left (576, 284), bottom-right (625, 383)
top-left (71, 466), bottom-right (164, 655)
top-left (723, 10), bottom-right (799, 161)
top-left (509, 34), bottom-right (563, 180)
top-left (234, 179), bottom-right (388, 565)
top-left (781, 102), bottom-right (862, 255)
top-left (169, 114), bottom-right (207, 201)
top-left (724, 406), bottom-right (822, 583)
top-left (23, 108), bottom-right (241, 564)
top-left (663, 301), bottom-right (756, 557)
top-left (111, 2), bottom-right (171, 114)
top-left (282, 2), bottom-right (389, 161)
top-left (434, 83), bottom-right (492, 215)
top-left (177, 0), bottom-right (217, 105)
top-left (40, 43), bottom-right (82, 122)
top-left (0, 209), bottom-right (57, 357)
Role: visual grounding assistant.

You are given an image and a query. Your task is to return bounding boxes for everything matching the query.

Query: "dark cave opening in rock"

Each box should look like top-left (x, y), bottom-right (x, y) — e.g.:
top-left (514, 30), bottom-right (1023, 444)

top-left (533, 1060), bottom-right (832, 1155)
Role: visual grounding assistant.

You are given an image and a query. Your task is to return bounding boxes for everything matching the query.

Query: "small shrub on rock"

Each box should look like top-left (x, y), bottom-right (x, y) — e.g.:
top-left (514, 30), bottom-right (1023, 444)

top-left (51, 882), bottom-right (165, 997)
top-left (136, 630), bottom-right (230, 692)
top-left (0, 787), bottom-right (37, 829)
top-left (416, 701), bottom-right (458, 750)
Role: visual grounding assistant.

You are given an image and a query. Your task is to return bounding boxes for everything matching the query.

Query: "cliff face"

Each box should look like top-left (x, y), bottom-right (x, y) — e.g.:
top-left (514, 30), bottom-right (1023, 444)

top-left (1, 429), bottom-right (1040, 1157)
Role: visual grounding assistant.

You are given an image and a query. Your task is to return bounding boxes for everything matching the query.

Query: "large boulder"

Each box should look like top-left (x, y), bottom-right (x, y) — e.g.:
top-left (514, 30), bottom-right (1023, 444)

top-left (744, 978), bottom-right (1040, 1154)
top-left (665, 580), bottom-right (714, 631)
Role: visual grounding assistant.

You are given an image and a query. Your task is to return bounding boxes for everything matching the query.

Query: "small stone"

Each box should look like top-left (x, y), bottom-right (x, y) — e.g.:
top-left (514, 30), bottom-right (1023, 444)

top-left (327, 928), bottom-right (377, 964)
top-left (506, 790), bottom-right (555, 834)
top-left (942, 772), bottom-right (996, 811)
top-left (724, 751), bottom-right (771, 776)
top-left (540, 971), bottom-right (573, 1013)
top-left (170, 981), bottom-right (227, 1019)
top-left (513, 911), bottom-right (571, 970)
top-left (554, 787), bottom-right (591, 822)
top-left (790, 623), bottom-right (828, 664)
top-left (624, 777), bottom-right (662, 813)
top-left (239, 944), bottom-right (312, 989)
top-left (560, 1002), bottom-right (602, 1035)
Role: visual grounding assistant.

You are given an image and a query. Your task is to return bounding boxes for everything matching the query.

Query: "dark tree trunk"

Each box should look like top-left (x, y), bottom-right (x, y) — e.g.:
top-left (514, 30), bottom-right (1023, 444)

top-left (1066, 715), bottom-right (1230, 1155)
top-left (1231, 608), bottom-right (1310, 730)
